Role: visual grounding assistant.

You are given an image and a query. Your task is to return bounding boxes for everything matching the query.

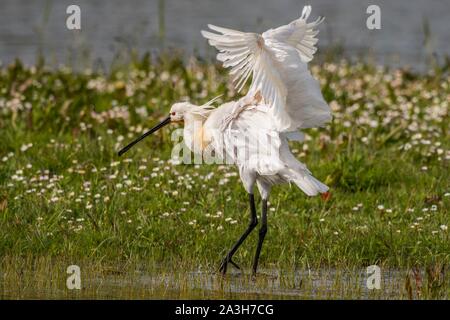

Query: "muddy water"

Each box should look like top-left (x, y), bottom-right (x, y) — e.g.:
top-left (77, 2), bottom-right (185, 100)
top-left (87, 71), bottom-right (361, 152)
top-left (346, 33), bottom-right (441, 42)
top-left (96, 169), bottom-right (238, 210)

top-left (3, 268), bottom-right (444, 299)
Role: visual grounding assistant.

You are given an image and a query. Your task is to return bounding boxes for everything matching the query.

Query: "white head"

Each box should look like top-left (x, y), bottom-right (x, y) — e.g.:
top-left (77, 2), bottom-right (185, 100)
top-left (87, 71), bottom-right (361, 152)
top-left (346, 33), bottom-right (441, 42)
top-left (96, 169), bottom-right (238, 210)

top-left (169, 102), bottom-right (195, 122)
top-left (169, 101), bottom-right (215, 123)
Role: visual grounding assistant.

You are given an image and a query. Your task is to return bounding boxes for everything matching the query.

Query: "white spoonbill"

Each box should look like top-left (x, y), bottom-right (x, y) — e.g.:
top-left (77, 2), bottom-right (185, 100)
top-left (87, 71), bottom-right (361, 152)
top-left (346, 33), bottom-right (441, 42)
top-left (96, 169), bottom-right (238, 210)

top-left (118, 5), bottom-right (332, 275)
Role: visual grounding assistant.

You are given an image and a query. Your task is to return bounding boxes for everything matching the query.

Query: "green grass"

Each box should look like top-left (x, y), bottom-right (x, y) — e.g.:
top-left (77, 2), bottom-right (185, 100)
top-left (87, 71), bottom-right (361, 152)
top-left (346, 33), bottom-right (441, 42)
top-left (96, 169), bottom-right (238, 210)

top-left (0, 56), bottom-right (449, 298)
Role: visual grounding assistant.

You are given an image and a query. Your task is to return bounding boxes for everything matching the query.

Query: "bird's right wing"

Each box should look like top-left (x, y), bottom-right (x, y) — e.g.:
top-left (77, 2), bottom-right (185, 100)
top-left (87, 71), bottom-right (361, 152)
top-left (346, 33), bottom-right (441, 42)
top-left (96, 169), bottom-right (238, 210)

top-left (201, 24), bottom-right (287, 114)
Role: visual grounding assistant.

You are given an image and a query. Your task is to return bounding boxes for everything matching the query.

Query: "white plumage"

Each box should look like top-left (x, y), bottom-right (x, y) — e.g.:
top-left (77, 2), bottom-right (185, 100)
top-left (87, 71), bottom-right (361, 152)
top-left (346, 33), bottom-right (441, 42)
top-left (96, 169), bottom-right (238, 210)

top-left (169, 5), bottom-right (331, 200)
top-left (201, 5), bottom-right (331, 132)
top-left (195, 5), bottom-right (332, 198)
top-left (200, 97), bottom-right (329, 198)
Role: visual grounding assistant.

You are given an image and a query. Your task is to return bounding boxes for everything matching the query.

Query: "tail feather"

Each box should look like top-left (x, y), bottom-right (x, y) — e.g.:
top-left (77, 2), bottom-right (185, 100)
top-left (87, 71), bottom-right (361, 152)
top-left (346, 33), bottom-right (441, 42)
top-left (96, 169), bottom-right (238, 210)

top-left (287, 170), bottom-right (329, 196)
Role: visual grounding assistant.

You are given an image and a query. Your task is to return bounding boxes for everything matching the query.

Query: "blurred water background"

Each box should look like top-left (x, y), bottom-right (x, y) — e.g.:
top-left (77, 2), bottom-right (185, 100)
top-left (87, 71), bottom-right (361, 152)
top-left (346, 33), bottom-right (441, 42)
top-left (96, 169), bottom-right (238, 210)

top-left (0, 0), bottom-right (448, 71)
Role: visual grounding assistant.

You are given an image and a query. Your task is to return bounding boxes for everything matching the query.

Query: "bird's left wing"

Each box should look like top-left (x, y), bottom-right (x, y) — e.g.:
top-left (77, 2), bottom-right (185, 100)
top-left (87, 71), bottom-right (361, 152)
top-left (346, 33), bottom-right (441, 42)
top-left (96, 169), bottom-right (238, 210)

top-left (263, 6), bottom-right (324, 63)
top-left (201, 25), bottom-right (287, 114)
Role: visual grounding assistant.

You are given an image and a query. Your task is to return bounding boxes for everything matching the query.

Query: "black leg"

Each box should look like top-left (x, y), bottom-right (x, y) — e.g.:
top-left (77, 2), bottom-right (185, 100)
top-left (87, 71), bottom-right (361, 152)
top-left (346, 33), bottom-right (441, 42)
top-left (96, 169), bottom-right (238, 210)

top-left (219, 193), bottom-right (258, 275)
top-left (252, 199), bottom-right (267, 275)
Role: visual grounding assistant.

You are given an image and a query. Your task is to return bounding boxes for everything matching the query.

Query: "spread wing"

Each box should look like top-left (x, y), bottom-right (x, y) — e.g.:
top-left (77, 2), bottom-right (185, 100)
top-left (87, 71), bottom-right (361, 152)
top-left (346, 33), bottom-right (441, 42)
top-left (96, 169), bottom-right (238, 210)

top-left (202, 6), bottom-right (330, 131)
top-left (262, 6), bottom-right (324, 63)
top-left (201, 24), bottom-right (287, 113)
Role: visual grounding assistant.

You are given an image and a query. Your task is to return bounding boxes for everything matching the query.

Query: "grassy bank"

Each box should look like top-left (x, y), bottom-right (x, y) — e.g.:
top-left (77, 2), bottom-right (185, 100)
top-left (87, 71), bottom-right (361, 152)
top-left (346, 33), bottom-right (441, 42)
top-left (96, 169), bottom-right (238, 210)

top-left (0, 56), bottom-right (449, 297)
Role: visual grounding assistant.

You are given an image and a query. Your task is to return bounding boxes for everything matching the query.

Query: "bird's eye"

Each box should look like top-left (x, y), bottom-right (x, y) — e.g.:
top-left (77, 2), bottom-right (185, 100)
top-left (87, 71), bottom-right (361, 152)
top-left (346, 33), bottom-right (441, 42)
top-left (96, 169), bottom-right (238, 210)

top-left (171, 112), bottom-right (176, 116)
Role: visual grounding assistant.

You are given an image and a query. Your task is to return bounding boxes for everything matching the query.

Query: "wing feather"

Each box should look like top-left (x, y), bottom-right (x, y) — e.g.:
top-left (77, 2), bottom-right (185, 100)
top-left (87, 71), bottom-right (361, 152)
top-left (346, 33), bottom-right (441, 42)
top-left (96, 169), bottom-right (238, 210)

top-left (201, 5), bottom-right (331, 132)
top-left (201, 24), bottom-right (287, 114)
top-left (263, 6), bottom-right (324, 63)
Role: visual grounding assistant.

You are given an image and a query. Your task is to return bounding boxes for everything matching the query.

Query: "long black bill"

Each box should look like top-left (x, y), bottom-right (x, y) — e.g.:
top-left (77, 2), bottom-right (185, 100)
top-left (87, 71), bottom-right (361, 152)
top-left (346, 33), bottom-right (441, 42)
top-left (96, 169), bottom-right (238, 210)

top-left (117, 116), bottom-right (170, 157)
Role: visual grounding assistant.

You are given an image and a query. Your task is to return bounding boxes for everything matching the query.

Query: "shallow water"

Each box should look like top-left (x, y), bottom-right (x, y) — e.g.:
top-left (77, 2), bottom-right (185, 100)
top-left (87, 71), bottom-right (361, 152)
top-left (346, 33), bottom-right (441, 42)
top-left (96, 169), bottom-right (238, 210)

top-left (3, 267), bottom-right (447, 299)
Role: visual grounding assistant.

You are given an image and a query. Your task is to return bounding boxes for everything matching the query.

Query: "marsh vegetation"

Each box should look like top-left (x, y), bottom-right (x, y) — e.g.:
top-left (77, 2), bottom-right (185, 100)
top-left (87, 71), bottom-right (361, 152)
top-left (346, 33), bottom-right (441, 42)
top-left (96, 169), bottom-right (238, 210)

top-left (0, 56), bottom-right (449, 298)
